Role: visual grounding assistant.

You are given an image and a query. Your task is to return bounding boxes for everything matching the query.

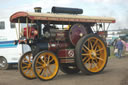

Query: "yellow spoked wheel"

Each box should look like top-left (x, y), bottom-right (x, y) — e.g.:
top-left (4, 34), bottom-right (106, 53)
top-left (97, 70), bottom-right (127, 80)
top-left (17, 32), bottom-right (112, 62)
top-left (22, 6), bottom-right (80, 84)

top-left (18, 51), bottom-right (36, 79)
top-left (75, 34), bottom-right (108, 74)
top-left (32, 51), bottom-right (59, 81)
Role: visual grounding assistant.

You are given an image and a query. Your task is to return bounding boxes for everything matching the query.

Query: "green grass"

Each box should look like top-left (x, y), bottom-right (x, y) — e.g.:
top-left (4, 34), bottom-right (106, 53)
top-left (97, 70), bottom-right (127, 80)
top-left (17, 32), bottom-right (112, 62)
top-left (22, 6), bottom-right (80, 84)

top-left (109, 46), bottom-right (115, 58)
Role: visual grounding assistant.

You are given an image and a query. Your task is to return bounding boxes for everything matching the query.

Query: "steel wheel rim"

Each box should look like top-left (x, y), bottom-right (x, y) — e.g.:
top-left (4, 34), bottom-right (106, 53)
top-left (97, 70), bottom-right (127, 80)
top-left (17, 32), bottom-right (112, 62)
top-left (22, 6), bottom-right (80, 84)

top-left (35, 52), bottom-right (59, 80)
top-left (0, 57), bottom-right (7, 68)
top-left (20, 52), bottom-right (36, 78)
top-left (81, 37), bottom-right (107, 72)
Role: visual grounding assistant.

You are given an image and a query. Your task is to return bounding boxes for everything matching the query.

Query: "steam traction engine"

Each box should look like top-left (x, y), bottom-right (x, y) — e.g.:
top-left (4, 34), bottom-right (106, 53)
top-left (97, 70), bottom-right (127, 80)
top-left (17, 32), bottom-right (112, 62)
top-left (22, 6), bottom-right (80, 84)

top-left (10, 7), bottom-right (115, 81)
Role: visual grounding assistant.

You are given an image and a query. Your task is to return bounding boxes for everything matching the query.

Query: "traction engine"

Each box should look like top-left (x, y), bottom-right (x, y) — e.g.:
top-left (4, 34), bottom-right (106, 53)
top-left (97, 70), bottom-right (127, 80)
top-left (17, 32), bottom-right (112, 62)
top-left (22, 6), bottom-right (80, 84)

top-left (10, 6), bottom-right (115, 81)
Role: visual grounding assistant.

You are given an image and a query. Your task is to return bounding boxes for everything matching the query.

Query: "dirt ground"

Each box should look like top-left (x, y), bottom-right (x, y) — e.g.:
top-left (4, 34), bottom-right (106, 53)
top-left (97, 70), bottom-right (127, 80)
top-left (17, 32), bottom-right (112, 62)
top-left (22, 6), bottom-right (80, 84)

top-left (0, 56), bottom-right (128, 85)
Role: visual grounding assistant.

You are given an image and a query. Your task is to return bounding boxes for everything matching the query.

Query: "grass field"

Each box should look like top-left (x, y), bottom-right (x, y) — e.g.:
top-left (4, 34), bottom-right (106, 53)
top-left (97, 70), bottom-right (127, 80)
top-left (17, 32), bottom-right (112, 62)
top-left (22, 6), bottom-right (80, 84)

top-left (110, 46), bottom-right (115, 58)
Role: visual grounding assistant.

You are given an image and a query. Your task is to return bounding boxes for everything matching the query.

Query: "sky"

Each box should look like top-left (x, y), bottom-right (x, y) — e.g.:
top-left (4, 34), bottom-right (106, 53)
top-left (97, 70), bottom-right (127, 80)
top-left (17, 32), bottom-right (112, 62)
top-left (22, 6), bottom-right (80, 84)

top-left (0, 0), bottom-right (128, 30)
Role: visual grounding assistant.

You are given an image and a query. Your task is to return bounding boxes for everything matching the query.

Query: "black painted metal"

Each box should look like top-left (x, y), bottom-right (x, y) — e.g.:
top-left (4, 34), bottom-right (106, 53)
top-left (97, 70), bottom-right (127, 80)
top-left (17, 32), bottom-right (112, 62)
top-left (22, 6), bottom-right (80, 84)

top-left (52, 6), bottom-right (83, 14)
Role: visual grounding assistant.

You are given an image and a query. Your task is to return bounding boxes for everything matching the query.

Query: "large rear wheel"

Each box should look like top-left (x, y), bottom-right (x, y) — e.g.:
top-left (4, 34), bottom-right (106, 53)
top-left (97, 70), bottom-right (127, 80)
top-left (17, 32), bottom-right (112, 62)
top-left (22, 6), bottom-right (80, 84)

top-left (18, 51), bottom-right (36, 79)
top-left (75, 34), bottom-right (108, 74)
top-left (32, 51), bottom-right (59, 81)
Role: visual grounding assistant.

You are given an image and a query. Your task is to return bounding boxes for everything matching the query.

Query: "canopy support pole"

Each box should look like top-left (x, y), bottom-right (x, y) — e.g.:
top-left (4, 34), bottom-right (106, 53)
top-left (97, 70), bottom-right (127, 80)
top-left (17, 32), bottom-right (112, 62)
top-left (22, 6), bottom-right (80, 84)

top-left (107, 23), bottom-right (110, 31)
top-left (26, 18), bottom-right (29, 39)
top-left (103, 23), bottom-right (105, 32)
top-left (18, 18), bottom-right (20, 39)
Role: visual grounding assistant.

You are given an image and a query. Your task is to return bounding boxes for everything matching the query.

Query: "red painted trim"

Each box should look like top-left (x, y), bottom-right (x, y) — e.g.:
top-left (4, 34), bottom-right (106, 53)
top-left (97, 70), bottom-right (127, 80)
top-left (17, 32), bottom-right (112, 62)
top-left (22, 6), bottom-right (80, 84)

top-left (112, 20), bottom-right (116, 23)
top-left (10, 12), bottom-right (28, 22)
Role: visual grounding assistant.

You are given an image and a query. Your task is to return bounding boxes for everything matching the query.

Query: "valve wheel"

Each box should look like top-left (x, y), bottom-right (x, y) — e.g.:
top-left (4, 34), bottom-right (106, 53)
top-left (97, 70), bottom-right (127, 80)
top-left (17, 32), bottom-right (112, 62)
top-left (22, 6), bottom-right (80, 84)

top-left (75, 34), bottom-right (108, 74)
top-left (19, 51), bottom-right (36, 79)
top-left (32, 51), bottom-right (59, 81)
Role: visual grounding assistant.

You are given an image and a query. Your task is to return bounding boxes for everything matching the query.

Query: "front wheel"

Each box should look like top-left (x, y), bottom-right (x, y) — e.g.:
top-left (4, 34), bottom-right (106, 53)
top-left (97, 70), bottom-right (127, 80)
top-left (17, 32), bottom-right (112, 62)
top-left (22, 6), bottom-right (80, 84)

top-left (32, 51), bottom-right (59, 81)
top-left (18, 51), bottom-right (36, 79)
top-left (75, 34), bottom-right (108, 74)
top-left (0, 56), bottom-right (8, 70)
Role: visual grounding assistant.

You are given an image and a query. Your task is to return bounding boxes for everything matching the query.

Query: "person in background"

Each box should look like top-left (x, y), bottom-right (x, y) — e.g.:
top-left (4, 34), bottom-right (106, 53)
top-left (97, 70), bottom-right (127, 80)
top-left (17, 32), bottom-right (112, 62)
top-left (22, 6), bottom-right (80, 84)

top-left (121, 39), bottom-right (126, 57)
top-left (113, 39), bottom-right (118, 57)
top-left (113, 39), bottom-right (117, 49)
top-left (116, 38), bottom-right (124, 58)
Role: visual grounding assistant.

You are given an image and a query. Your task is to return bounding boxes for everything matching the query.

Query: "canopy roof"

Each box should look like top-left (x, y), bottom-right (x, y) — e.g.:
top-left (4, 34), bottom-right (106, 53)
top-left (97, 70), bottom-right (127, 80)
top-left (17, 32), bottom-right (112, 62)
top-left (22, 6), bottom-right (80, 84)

top-left (10, 11), bottom-right (116, 24)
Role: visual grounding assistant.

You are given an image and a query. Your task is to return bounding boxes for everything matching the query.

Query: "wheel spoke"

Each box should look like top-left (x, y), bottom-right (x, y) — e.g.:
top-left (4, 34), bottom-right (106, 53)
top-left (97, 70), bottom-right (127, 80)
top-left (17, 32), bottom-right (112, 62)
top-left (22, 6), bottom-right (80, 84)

top-left (95, 58), bottom-right (98, 63)
top-left (36, 65), bottom-right (44, 69)
top-left (47, 66), bottom-right (52, 75)
top-left (94, 58), bottom-right (100, 67)
top-left (83, 57), bottom-right (90, 64)
top-left (40, 57), bottom-right (46, 65)
top-left (96, 48), bottom-right (104, 52)
top-left (89, 61), bottom-right (92, 69)
top-left (28, 69), bottom-right (32, 76)
top-left (30, 68), bottom-right (35, 77)
top-left (37, 62), bottom-right (43, 65)
top-left (22, 62), bottom-right (28, 65)
top-left (22, 66), bottom-right (29, 69)
top-left (29, 62), bottom-right (32, 65)
top-left (39, 68), bottom-right (44, 75)
top-left (92, 60), bottom-right (98, 69)
top-left (93, 39), bottom-right (98, 49)
top-left (24, 68), bottom-right (29, 74)
top-left (49, 64), bottom-right (55, 67)
top-left (89, 40), bottom-right (93, 50)
top-left (41, 69), bottom-right (45, 76)
top-left (96, 53), bottom-right (100, 56)
top-left (96, 57), bottom-right (104, 61)
top-left (44, 56), bottom-right (46, 63)
top-left (30, 68), bottom-right (33, 72)
top-left (83, 44), bottom-right (90, 51)
top-left (44, 68), bottom-right (48, 77)
top-left (82, 56), bottom-right (88, 62)
top-left (81, 53), bottom-right (89, 56)
top-left (95, 45), bottom-right (98, 50)
top-left (82, 47), bottom-right (88, 52)
top-left (88, 40), bottom-right (90, 49)
top-left (49, 58), bottom-right (54, 63)
top-left (47, 56), bottom-right (50, 64)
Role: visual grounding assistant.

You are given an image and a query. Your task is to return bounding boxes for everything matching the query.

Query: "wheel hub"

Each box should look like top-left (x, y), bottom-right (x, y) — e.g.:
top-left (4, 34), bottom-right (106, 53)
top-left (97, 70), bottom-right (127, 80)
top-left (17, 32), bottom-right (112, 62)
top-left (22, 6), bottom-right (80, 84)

top-left (90, 50), bottom-right (96, 59)
top-left (91, 51), bottom-right (96, 57)
top-left (45, 64), bottom-right (48, 67)
top-left (0, 59), bottom-right (6, 67)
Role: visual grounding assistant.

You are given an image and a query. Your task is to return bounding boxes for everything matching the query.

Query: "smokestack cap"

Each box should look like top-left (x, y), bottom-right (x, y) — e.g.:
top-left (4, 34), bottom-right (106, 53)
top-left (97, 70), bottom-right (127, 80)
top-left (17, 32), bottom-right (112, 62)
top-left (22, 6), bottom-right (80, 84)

top-left (34, 7), bottom-right (42, 13)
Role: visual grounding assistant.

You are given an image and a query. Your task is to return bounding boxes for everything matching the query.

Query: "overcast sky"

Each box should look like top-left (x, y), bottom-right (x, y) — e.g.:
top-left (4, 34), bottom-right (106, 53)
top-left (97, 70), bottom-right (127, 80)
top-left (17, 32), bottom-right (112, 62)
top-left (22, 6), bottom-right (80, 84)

top-left (0, 0), bottom-right (128, 30)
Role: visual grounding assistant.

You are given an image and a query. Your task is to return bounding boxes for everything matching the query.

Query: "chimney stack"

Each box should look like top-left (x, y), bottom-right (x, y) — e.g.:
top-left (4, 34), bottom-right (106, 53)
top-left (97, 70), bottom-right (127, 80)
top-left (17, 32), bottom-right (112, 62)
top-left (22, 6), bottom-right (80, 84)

top-left (34, 7), bottom-right (42, 13)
